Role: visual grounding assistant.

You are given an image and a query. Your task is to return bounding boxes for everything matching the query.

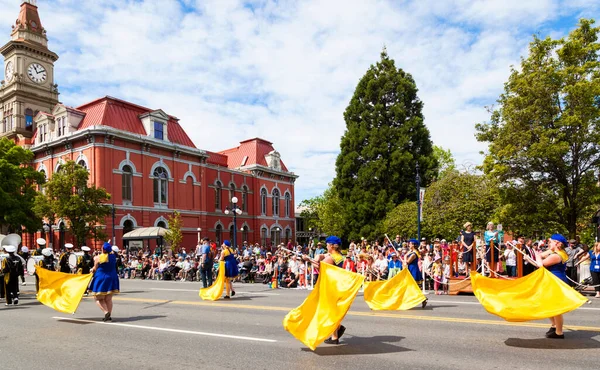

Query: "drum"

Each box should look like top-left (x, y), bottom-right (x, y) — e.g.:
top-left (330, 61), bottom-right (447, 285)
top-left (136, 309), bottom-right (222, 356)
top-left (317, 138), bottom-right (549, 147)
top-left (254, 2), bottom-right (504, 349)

top-left (27, 256), bottom-right (44, 275)
top-left (68, 252), bottom-right (84, 269)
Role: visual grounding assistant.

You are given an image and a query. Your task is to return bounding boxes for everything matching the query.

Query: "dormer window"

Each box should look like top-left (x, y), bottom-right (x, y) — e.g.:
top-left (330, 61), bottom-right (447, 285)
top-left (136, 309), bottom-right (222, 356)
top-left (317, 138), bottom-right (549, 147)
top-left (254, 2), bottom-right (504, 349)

top-left (154, 121), bottom-right (164, 140)
top-left (25, 108), bottom-right (33, 131)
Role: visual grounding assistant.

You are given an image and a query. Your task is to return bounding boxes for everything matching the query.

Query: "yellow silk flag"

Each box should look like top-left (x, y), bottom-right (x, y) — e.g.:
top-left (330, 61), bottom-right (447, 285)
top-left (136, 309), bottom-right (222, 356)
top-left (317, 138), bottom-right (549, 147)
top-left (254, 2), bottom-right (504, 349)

top-left (36, 267), bottom-right (92, 314)
top-left (199, 261), bottom-right (225, 301)
top-left (363, 268), bottom-right (426, 310)
top-left (283, 262), bottom-right (364, 350)
top-left (470, 268), bottom-right (587, 322)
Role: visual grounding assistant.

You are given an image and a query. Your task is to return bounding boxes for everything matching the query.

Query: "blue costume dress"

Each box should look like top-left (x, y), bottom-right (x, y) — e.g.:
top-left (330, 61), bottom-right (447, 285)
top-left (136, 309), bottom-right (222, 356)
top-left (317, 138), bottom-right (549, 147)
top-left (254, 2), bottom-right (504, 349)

top-left (547, 250), bottom-right (568, 283)
top-left (222, 247), bottom-right (239, 278)
top-left (89, 253), bottom-right (120, 295)
top-left (407, 252), bottom-right (422, 282)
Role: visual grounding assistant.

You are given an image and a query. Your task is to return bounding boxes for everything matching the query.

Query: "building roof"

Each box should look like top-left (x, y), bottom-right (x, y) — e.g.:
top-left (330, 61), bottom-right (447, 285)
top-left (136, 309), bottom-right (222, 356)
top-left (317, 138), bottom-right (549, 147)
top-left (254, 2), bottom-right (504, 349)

top-left (218, 137), bottom-right (289, 171)
top-left (13, 2), bottom-right (45, 37)
top-left (76, 96), bottom-right (196, 148)
top-left (205, 151), bottom-right (229, 167)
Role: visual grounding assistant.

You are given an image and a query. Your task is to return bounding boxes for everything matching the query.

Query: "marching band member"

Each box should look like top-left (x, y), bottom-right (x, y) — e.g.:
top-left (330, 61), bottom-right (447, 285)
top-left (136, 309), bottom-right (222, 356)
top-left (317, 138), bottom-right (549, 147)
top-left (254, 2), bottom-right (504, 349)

top-left (35, 248), bottom-right (57, 294)
top-left (59, 243), bottom-right (74, 273)
top-left (18, 246), bottom-right (30, 264)
top-left (303, 235), bottom-right (346, 345)
top-left (34, 238), bottom-right (46, 256)
top-left (1, 245), bottom-right (24, 306)
top-left (90, 242), bottom-right (120, 321)
top-left (77, 246), bottom-right (94, 274)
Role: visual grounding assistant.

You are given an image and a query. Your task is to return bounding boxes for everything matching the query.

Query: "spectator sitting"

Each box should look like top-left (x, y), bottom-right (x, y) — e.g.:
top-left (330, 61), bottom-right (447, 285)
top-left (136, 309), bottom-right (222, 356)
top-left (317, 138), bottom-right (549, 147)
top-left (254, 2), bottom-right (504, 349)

top-left (374, 253), bottom-right (388, 280)
top-left (128, 257), bottom-right (138, 279)
top-left (282, 267), bottom-right (298, 288)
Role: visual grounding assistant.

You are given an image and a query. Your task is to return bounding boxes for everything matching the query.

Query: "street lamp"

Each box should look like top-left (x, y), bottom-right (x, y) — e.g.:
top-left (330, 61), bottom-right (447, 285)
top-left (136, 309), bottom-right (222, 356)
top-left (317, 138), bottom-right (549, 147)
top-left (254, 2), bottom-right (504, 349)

top-left (416, 162), bottom-right (421, 242)
top-left (197, 227), bottom-right (202, 244)
top-left (224, 196), bottom-right (243, 249)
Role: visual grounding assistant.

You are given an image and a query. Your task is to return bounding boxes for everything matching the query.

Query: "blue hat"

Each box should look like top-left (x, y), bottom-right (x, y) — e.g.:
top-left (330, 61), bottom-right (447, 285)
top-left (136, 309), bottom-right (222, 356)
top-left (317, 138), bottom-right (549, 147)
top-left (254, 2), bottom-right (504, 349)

top-left (550, 234), bottom-right (568, 246)
top-left (223, 240), bottom-right (231, 247)
top-left (325, 236), bottom-right (342, 245)
top-left (103, 242), bottom-right (112, 252)
top-left (409, 239), bottom-right (419, 244)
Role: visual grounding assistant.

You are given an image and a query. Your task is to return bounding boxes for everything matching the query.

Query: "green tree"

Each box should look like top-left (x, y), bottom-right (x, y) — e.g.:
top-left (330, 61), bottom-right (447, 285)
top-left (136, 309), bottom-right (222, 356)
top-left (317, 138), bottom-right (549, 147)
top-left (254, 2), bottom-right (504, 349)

top-left (383, 170), bottom-right (500, 239)
top-left (432, 145), bottom-right (456, 180)
top-left (299, 185), bottom-right (346, 237)
top-left (476, 19), bottom-right (600, 238)
top-left (334, 49), bottom-right (437, 240)
top-left (33, 160), bottom-right (111, 247)
top-left (0, 138), bottom-right (45, 232)
top-left (164, 211), bottom-right (183, 254)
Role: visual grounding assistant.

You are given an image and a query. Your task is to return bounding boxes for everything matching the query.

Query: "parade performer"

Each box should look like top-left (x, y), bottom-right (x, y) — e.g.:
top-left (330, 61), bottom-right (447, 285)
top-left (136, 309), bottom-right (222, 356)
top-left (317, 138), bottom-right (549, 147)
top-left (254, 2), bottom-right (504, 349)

top-left (220, 240), bottom-right (238, 299)
top-left (35, 238), bottom-right (46, 256)
top-left (1, 245), bottom-right (24, 305)
top-left (89, 242), bottom-right (120, 321)
top-left (283, 235), bottom-right (363, 349)
top-left (403, 239), bottom-right (428, 308)
top-left (59, 243), bottom-right (73, 273)
top-left (35, 248), bottom-right (56, 294)
top-left (77, 246), bottom-right (94, 274)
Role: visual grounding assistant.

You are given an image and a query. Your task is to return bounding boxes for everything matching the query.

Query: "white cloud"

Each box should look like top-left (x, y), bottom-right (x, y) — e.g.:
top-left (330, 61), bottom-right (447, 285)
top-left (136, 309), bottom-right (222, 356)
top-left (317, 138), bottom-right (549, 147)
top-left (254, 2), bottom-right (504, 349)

top-left (0, 0), bottom-right (592, 203)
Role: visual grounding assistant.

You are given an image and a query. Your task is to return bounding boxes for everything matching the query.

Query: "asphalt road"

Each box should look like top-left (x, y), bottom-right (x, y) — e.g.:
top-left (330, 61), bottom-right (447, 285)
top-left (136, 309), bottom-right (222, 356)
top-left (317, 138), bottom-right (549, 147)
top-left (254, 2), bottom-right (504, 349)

top-left (2, 276), bottom-right (599, 370)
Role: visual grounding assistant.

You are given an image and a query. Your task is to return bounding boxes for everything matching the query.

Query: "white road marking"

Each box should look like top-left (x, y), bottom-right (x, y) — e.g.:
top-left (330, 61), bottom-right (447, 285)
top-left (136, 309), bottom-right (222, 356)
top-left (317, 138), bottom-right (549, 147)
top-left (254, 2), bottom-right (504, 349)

top-left (53, 317), bottom-right (277, 343)
top-left (149, 288), bottom-right (280, 295)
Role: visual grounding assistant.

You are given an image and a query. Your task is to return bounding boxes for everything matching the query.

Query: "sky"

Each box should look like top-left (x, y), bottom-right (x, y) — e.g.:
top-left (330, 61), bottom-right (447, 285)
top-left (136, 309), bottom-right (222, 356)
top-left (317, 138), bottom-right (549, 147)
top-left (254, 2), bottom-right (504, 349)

top-left (1, 0), bottom-right (599, 205)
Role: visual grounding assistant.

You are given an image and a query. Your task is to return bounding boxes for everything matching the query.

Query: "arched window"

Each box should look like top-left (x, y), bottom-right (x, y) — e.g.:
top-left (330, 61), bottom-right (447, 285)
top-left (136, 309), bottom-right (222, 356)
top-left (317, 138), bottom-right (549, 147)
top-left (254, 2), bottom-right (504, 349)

top-left (242, 186), bottom-right (248, 212)
top-left (242, 225), bottom-right (249, 244)
top-left (123, 220), bottom-right (134, 235)
top-left (215, 181), bottom-right (222, 210)
top-left (39, 169), bottom-right (46, 193)
top-left (25, 108), bottom-right (33, 131)
top-left (153, 167), bottom-right (168, 205)
top-left (271, 227), bottom-right (281, 246)
top-left (229, 183), bottom-right (236, 207)
top-left (77, 159), bottom-right (87, 170)
top-left (261, 227), bottom-right (267, 247)
top-left (285, 228), bottom-right (292, 243)
top-left (272, 189), bottom-right (280, 216)
top-left (285, 192), bottom-right (291, 217)
top-left (122, 165), bottom-right (132, 202)
top-left (157, 221), bottom-right (167, 228)
top-left (260, 188), bottom-right (267, 215)
top-left (216, 224), bottom-right (223, 246)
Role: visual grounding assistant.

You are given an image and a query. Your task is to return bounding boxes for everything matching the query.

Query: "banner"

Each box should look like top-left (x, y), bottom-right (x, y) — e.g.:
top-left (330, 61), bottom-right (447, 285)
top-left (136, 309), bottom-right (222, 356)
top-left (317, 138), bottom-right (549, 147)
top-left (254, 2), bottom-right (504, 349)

top-left (419, 187), bottom-right (426, 222)
top-left (199, 261), bottom-right (225, 301)
top-left (283, 263), bottom-right (364, 350)
top-left (363, 268), bottom-right (426, 310)
top-left (36, 267), bottom-right (92, 314)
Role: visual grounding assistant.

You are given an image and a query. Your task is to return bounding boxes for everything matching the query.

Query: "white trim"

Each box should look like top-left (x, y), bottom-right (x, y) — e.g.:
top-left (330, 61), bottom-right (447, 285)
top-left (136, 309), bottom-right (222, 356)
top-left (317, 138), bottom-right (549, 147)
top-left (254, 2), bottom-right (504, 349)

top-left (54, 158), bottom-right (65, 173)
top-left (214, 221), bottom-right (224, 229)
top-left (154, 216), bottom-right (169, 228)
top-left (150, 159), bottom-right (172, 179)
top-left (75, 153), bottom-right (89, 169)
top-left (119, 214), bottom-right (138, 228)
top-left (118, 158), bottom-right (138, 173)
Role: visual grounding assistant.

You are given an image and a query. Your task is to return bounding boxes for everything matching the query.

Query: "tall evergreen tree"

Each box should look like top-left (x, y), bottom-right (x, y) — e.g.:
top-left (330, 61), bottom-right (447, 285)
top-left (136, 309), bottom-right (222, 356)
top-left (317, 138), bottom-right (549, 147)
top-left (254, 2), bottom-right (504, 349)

top-left (334, 49), bottom-right (437, 240)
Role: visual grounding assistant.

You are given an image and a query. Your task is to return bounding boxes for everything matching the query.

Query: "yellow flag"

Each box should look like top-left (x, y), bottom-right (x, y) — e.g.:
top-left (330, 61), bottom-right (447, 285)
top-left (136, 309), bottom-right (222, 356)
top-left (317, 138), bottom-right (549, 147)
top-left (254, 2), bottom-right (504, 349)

top-left (36, 266), bottom-right (93, 314)
top-left (199, 261), bottom-right (225, 301)
top-left (471, 268), bottom-right (587, 322)
top-left (363, 268), bottom-right (426, 310)
top-left (283, 262), bottom-right (364, 350)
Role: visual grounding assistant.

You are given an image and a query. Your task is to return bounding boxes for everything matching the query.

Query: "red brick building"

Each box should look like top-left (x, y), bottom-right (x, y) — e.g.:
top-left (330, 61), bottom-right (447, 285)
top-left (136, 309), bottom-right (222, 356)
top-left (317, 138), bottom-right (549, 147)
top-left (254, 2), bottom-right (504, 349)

top-left (0, 1), bottom-right (297, 251)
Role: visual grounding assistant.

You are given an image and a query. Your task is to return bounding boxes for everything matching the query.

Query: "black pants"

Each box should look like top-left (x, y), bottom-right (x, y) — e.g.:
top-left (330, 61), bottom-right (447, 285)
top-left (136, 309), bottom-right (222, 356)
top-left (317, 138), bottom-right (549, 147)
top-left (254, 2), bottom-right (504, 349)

top-left (591, 271), bottom-right (600, 293)
top-left (200, 262), bottom-right (213, 288)
top-left (4, 276), bottom-right (19, 304)
top-left (566, 266), bottom-right (577, 286)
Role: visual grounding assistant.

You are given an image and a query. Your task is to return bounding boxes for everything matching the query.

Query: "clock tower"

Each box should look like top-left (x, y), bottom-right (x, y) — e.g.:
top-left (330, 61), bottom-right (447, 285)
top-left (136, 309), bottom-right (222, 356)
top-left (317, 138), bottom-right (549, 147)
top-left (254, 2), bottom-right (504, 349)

top-left (0, 0), bottom-right (59, 144)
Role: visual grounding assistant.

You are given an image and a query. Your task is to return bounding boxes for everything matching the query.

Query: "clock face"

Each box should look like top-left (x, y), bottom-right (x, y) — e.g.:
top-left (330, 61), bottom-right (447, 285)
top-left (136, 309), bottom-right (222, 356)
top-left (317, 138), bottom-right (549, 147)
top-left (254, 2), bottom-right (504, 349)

top-left (5, 61), bottom-right (14, 82)
top-left (27, 63), bottom-right (47, 84)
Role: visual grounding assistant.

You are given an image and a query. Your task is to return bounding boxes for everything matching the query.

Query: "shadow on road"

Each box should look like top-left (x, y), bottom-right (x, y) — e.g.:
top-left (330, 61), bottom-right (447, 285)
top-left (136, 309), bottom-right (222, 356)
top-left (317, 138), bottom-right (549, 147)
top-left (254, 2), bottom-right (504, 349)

top-left (119, 291), bottom-right (147, 294)
top-left (505, 330), bottom-right (600, 349)
top-left (58, 315), bottom-right (167, 324)
top-left (302, 335), bottom-right (412, 356)
top-left (419, 304), bottom-right (457, 310)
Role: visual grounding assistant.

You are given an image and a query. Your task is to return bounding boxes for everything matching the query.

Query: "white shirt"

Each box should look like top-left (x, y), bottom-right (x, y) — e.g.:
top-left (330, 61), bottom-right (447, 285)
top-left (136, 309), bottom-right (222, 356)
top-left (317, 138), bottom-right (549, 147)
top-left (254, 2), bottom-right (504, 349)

top-left (374, 258), bottom-right (388, 272)
top-left (504, 249), bottom-right (516, 266)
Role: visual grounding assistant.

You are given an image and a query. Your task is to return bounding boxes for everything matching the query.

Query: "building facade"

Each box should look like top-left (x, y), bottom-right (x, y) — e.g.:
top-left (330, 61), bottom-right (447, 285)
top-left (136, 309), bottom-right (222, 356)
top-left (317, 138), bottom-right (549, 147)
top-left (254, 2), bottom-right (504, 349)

top-left (0, 1), bottom-right (297, 251)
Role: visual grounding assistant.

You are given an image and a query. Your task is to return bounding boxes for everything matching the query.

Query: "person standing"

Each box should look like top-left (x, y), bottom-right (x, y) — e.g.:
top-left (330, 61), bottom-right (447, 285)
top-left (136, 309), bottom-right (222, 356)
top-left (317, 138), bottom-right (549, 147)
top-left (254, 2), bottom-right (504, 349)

top-left (503, 243), bottom-right (517, 277)
top-left (59, 243), bottom-right (74, 273)
top-left (484, 222), bottom-right (500, 274)
top-left (576, 242), bottom-right (600, 298)
top-left (1, 246), bottom-right (24, 305)
top-left (89, 242), bottom-right (120, 321)
top-left (200, 237), bottom-right (213, 288)
top-left (403, 239), bottom-right (428, 308)
top-left (77, 246), bottom-right (94, 274)
top-left (35, 248), bottom-right (56, 295)
top-left (34, 238), bottom-right (46, 256)
top-left (565, 239), bottom-right (582, 286)
top-left (220, 240), bottom-right (239, 299)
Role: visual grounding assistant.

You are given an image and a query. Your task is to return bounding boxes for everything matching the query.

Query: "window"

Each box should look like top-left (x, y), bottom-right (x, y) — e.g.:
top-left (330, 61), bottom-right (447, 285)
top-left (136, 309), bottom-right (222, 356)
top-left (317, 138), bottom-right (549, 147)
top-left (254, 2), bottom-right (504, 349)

top-left (153, 167), bottom-right (168, 204)
top-left (271, 228), bottom-right (281, 246)
top-left (242, 186), bottom-right (248, 212)
top-left (25, 109), bottom-right (33, 131)
top-left (216, 224), bottom-right (223, 246)
top-left (260, 188), bottom-right (267, 215)
top-left (39, 169), bottom-right (46, 193)
top-left (285, 192), bottom-right (291, 217)
top-left (123, 220), bottom-right (134, 235)
top-left (229, 183), bottom-right (235, 207)
top-left (215, 181), bottom-right (222, 210)
top-left (261, 227), bottom-right (267, 247)
top-left (77, 160), bottom-right (87, 170)
top-left (285, 228), bottom-right (291, 243)
top-left (242, 226), bottom-right (248, 243)
top-left (154, 121), bottom-right (164, 140)
top-left (272, 189), bottom-right (280, 216)
top-left (122, 165), bottom-right (133, 202)
top-left (157, 221), bottom-right (167, 228)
